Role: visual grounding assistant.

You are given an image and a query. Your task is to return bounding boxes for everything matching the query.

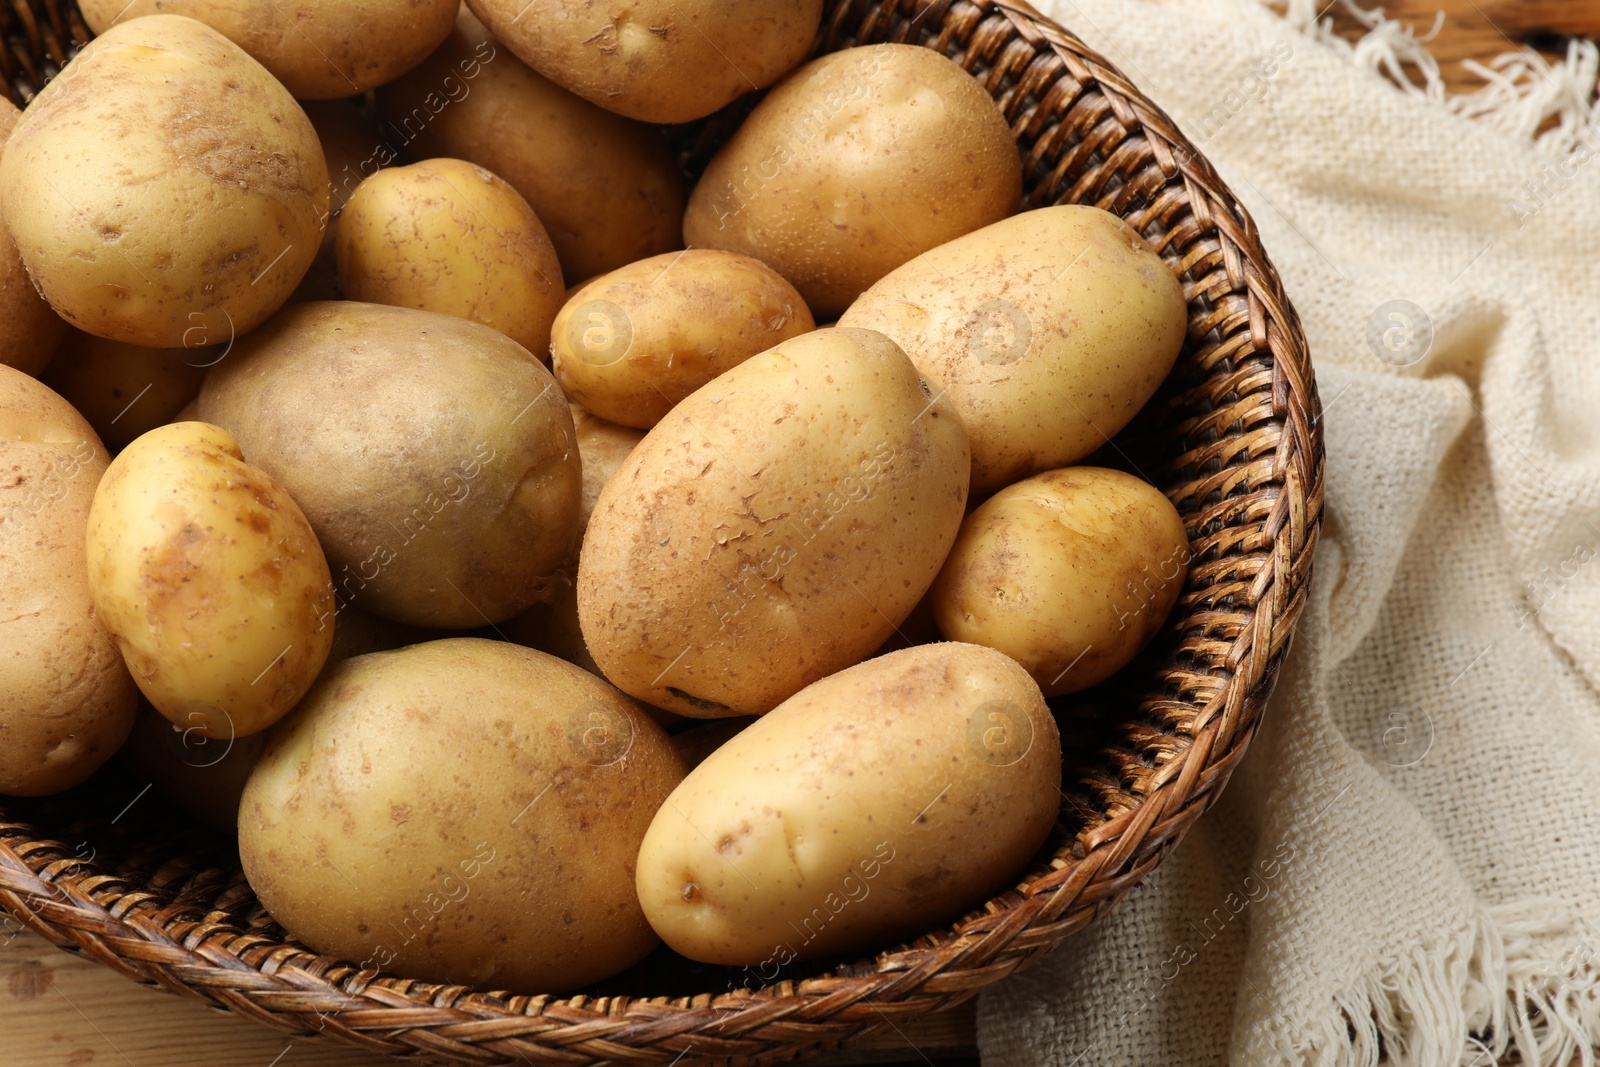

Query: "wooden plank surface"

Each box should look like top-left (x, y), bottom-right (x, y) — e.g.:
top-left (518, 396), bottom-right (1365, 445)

top-left (5, 3), bottom-right (1593, 1066)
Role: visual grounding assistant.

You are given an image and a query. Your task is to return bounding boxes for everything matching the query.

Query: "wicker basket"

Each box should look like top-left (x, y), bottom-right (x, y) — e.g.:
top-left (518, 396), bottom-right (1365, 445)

top-left (0, 1), bottom-right (1324, 1063)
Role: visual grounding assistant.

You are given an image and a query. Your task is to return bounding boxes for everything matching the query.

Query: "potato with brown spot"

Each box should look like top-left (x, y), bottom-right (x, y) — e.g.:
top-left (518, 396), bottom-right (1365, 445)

top-left (0, 16), bottom-right (328, 350)
top-left (43, 330), bottom-right (207, 453)
top-left (0, 98), bottom-right (66, 378)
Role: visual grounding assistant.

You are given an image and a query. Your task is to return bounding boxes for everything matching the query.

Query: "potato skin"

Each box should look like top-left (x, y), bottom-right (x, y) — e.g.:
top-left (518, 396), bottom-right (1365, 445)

top-left (933, 467), bottom-right (1189, 695)
top-left (85, 422), bottom-right (336, 739)
top-left (636, 642), bottom-right (1060, 966)
top-left (684, 44), bottom-right (1021, 319)
top-left (0, 99), bottom-right (66, 378)
top-left (337, 158), bottom-right (565, 356)
top-left (79, 0), bottom-right (458, 99)
top-left (577, 327), bottom-right (970, 718)
top-left (552, 250), bottom-right (815, 429)
top-left (466, 0), bottom-right (823, 124)
top-left (239, 638), bottom-right (687, 992)
top-left (0, 366), bottom-right (136, 795)
top-left (43, 330), bottom-right (207, 453)
top-left (377, 7), bottom-right (684, 283)
top-left (198, 302), bottom-right (582, 629)
top-left (0, 16), bottom-right (328, 350)
top-left (839, 205), bottom-right (1188, 495)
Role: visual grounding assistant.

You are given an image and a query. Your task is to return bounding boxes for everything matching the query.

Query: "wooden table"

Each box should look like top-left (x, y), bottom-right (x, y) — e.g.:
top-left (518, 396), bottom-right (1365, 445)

top-left (5, 3), bottom-right (1595, 1065)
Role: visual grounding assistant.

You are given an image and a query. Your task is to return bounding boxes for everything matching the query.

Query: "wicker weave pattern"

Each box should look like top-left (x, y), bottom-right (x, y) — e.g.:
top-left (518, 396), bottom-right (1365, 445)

top-left (0, 1), bottom-right (1324, 1063)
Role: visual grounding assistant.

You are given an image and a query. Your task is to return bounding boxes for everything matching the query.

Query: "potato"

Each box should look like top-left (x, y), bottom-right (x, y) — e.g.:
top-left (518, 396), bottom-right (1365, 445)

top-left (85, 421), bottom-right (336, 739)
top-left (0, 366), bottom-right (136, 795)
top-left (636, 642), bottom-right (1060, 965)
top-left (377, 8), bottom-right (685, 282)
top-left (932, 467), bottom-right (1189, 696)
top-left (466, 0), bottom-right (822, 124)
top-left (199, 302), bottom-right (582, 629)
top-left (684, 44), bottom-right (1021, 319)
top-left (0, 99), bottom-right (66, 377)
top-left (0, 16), bottom-right (327, 350)
top-left (292, 100), bottom-right (392, 304)
top-left (43, 330), bottom-right (207, 453)
top-left (839, 205), bottom-right (1188, 495)
top-left (239, 638), bottom-right (687, 991)
top-left (578, 327), bottom-right (970, 718)
top-left (552, 250), bottom-right (814, 429)
top-left (79, 0), bottom-right (457, 99)
top-left (337, 158), bottom-right (565, 356)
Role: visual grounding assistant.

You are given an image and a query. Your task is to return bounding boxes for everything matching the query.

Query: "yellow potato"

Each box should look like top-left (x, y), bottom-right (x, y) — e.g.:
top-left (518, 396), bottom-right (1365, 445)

top-left (636, 642), bottom-right (1060, 966)
top-left (839, 205), bottom-right (1188, 495)
top-left (376, 7), bottom-right (684, 283)
top-left (0, 16), bottom-right (328, 349)
top-left (0, 98), bottom-right (66, 377)
top-left (337, 158), bottom-right (565, 356)
top-left (292, 100), bottom-right (392, 304)
top-left (684, 44), bottom-right (1021, 318)
top-left (42, 330), bottom-right (207, 453)
top-left (79, 0), bottom-right (458, 99)
top-left (198, 302), bottom-right (582, 629)
top-left (0, 366), bottom-right (136, 795)
top-left (466, 0), bottom-right (823, 123)
top-left (552, 250), bottom-right (814, 428)
top-left (85, 421), bottom-right (336, 739)
top-left (578, 327), bottom-right (970, 717)
top-left (239, 638), bottom-right (687, 991)
top-left (932, 467), bottom-right (1189, 695)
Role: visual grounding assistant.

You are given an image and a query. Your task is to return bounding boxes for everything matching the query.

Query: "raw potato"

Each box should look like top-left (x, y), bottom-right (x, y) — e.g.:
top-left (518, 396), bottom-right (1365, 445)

top-left (377, 7), bottom-right (684, 282)
top-left (0, 366), bottom-right (136, 795)
top-left (0, 16), bottom-right (328, 349)
top-left (199, 302), bottom-right (582, 629)
top-left (684, 44), bottom-right (1022, 318)
top-left (839, 205), bottom-right (1188, 494)
top-left (85, 421), bottom-right (336, 739)
top-left (932, 467), bottom-right (1190, 695)
top-left (466, 0), bottom-right (823, 124)
top-left (79, 0), bottom-right (458, 99)
top-left (292, 100), bottom-right (391, 304)
top-left (239, 638), bottom-right (687, 991)
top-left (43, 330), bottom-right (207, 452)
top-left (337, 158), bottom-right (565, 356)
top-left (578, 327), bottom-right (970, 718)
top-left (552, 250), bottom-right (815, 429)
top-left (0, 99), bottom-right (66, 377)
top-left (636, 642), bottom-right (1060, 966)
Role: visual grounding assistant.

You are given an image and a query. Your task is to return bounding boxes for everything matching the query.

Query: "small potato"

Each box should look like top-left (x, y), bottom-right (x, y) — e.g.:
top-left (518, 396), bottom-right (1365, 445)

top-left (377, 7), bottom-right (685, 283)
top-left (85, 422), bottom-right (336, 738)
top-left (466, 0), bottom-right (823, 124)
top-left (684, 44), bottom-right (1021, 318)
top-left (43, 330), bottom-right (207, 452)
top-left (932, 467), bottom-right (1189, 695)
top-left (80, 0), bottom-right (458, 99)
top-left (337, 159), bottom-right (565, 356)
top-left (0, 16), bottom-right (328, 350)
top-left (636, 642), bottom-right (1060, 965)
top-left (292, 100), bottom-right (393, 304)
top-left (552, 250), bottom-right (814, 428)
top-left (240, 638), bottom-right (687, 991)
top-left (0, 366), bottom-right (136, 795)
top-left (0, 99), bottom-right (66, 377)
top-left (839, 205), bottom-right (1188, 495)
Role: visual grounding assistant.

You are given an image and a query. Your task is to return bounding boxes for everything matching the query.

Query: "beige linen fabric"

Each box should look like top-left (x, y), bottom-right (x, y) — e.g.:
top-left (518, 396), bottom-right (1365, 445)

top-left (978, 2), bottom-right (1600, 1064)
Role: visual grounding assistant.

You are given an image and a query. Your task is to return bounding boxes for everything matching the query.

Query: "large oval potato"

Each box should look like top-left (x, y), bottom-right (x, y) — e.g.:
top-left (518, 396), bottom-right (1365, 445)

top-left (199, 302), bottom-right (581, 629)
top-left (85, 422), bottom-right (336, 739)
top-left (377, 8), bottom-right (684, 283)
top-left (337, 158), bottom-right (565, 356)
top-left (43, 330), bottom-right (207, 453)
top-left (466, 0), bottom-right (822, 124)
top-left (839, 205), bottom-right (1188, 495)
top-left (0, 99), bottom-right (66, 377)
top-left (553, 250), bottom-right (814, 428)
top-left (79, 0), bottom-right (458, 99)
top-left (0, 16), bottom-right (327, 350)
top-left (636, 642), bottom-right (1060, 966)
top-left (0, 366), bottom-right (136, 795)
top-left (684, 44), bottom-right (1021, 319)
top-left (240, 638), bottom-right (686, 991)
top-left (578, 327), bottom-right (970, 718)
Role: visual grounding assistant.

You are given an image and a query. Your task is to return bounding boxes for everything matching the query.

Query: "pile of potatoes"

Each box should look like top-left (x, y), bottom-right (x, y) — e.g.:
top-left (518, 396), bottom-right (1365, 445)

top-left (0, 1), bottom-right (1193, 993)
